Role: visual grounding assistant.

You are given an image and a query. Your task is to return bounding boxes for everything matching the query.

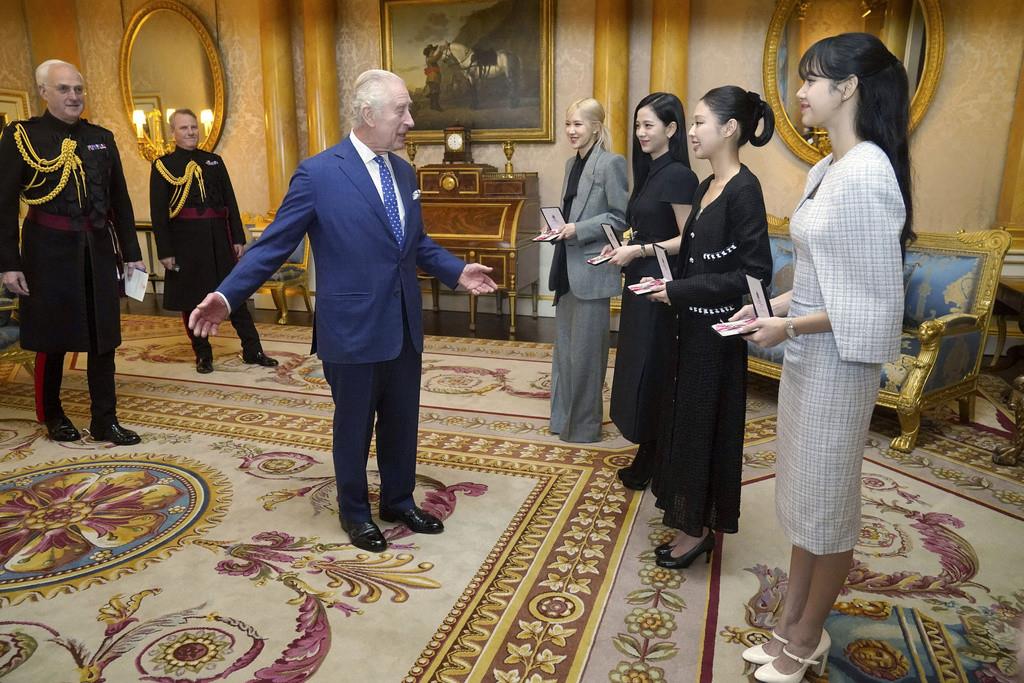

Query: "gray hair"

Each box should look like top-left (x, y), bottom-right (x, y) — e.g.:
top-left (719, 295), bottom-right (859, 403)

top-left (350, 69), bottom-right (404, 128)
top-left (35, 59), bottom-right (81, 86)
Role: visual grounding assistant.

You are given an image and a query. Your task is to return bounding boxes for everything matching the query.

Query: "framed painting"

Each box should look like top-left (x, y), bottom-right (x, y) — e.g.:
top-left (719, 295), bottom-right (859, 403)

top-left (0, 89), bottom-right (32, 130)
top-left (381, 0), bottom-right (554, 143)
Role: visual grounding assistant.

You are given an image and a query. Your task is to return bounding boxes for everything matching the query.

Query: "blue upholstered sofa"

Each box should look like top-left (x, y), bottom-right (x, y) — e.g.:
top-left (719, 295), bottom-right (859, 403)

top-left (747, 217), bottom-right (1011, 452)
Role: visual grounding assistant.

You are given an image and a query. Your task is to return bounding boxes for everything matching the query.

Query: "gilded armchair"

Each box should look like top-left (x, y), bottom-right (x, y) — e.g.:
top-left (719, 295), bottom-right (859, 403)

top-left (0, 288), bottom-right (33, 372)
top-left (242, 211), bottom-right (313, 325)
top-left (747, 218), bottom-right (1010, 453)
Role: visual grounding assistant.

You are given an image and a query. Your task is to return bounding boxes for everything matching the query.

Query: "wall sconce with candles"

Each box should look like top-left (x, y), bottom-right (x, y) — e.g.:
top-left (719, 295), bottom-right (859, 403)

top-left (132, 106), bottom-right (215, 161)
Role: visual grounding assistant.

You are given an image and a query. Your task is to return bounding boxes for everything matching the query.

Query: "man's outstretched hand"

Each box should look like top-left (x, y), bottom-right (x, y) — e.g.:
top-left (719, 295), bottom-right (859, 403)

top-left (189, 293), bottom-right (229, 338)
top-left (458, 263), bottom-right (497, 295)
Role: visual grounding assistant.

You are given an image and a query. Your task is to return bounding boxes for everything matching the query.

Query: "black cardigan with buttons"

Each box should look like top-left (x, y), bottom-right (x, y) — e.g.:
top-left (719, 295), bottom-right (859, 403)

top-left (666, 165), bottom-right (773, 317)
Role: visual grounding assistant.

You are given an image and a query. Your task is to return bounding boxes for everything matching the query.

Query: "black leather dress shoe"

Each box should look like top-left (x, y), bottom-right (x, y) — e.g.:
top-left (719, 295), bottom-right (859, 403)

top-left (196, 357), bottom-right (214, 374)
top-left (340, 518), bottom-right (388, 552)
top-left (90, 422), bottom-right (142, 446)
top-left (242, 351), bottom-right (279, 367)
top-left (45, 415), bottom-right (81, 441)
top-left (380, 506), bottom-right (444, 534)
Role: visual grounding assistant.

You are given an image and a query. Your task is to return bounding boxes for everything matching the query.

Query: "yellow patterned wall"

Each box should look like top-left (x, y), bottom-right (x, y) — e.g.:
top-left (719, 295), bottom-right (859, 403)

top-left (683, 0), bottom-right (1024, 232)
top-left (0, 0), bottom-right (272, 221)
top-left (0, 0), bottom-right (1022, 291)
top-left (0, 4), bottom-right (35, 114)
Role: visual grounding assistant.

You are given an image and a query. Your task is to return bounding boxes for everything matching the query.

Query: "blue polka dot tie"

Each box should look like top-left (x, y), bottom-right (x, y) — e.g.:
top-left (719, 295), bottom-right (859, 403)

top-left (374, 155), bottom-right (405, 245)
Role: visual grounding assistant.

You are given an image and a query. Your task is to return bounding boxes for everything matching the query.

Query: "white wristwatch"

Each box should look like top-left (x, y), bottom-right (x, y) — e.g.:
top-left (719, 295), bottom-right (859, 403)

top-left (785, 319), bottom-right (799, 340)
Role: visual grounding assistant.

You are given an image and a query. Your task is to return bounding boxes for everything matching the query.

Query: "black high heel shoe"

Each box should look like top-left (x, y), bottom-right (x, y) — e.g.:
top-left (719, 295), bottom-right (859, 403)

top-left (654, 542), bottom-right (673, 559)
top-left (617, 445), bottom-right (656, 491)
top-left (655, 534), bottom-right (714, 569)
top-left (617, 467), bottom-right (651, 491)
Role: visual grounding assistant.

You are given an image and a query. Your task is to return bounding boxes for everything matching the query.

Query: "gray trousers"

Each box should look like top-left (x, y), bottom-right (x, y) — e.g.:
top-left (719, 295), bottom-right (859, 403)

top-left (550, 291), bottom-right (610, 443)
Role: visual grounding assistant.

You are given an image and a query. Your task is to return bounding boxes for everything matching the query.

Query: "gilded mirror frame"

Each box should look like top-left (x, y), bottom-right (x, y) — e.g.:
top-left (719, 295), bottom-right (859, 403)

top-left (763, 0), bottom-right (944, 165)
top-left (119, 0), bottom-right (226, 157)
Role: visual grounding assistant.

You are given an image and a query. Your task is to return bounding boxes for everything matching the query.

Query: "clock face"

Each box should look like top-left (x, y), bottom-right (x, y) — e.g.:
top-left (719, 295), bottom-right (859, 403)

top-left (446, 133), bottom-right (464, 151)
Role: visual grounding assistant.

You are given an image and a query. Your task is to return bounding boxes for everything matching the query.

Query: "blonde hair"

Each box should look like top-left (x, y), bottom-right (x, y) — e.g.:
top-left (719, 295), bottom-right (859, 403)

top-left (565, 97), bottom-right (610, 149)
top-left (169, 108), bottom-right (197, 127)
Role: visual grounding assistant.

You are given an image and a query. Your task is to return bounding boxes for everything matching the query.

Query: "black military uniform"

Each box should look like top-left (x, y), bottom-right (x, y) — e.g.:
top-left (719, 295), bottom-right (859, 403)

top-left (149, 146), bottom-right (276, 373)
top-left (0, 111), bottom-right (142, 443)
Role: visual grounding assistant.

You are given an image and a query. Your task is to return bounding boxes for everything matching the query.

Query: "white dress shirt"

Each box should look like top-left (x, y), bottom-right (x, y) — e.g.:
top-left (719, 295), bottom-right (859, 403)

top-left (349, 131), bottom-right (406, 227)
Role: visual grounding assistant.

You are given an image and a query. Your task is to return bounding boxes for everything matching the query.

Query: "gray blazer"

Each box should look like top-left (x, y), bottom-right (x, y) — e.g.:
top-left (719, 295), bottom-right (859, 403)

top-left (560, 145), bottom-right (629, 300)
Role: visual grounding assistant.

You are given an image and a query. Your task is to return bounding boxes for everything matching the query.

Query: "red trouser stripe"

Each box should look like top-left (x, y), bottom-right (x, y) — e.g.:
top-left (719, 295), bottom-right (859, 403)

top-left (34, 352), bottom-right (47, 422)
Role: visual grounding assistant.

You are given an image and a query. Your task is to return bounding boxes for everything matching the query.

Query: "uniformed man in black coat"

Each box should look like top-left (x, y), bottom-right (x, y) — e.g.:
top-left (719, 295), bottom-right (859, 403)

top-left (150, 109), bottom-right (277, 374)
top-left (0, 59), bottom-right (145, 445)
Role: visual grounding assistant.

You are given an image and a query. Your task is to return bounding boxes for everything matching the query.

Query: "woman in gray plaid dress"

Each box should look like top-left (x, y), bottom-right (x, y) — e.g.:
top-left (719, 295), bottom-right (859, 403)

top-left (735, 33), bottom-right (913, 682)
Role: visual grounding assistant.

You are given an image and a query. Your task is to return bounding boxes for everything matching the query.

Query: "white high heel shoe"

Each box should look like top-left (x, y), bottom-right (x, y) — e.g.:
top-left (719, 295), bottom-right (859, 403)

top-left (741, 631), bottom-right (789, 665)
top-left (754, 630), bottom-right (831, 682)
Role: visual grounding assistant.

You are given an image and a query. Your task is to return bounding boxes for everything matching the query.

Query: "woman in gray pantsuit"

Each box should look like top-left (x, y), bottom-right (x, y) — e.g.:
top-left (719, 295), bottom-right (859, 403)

top-left (548, 98), bottom-right (628, 443)
top-left (736, 34), bottom-right (913, 682)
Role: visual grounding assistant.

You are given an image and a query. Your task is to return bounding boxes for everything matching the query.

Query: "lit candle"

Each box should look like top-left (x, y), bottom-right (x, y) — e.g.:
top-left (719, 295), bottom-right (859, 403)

top-left (165, 108), bottom-right (175, 124)
top-left (132, 109), bottom-right (146, 139)
top-left (200, 109), bottom-right (214, 137)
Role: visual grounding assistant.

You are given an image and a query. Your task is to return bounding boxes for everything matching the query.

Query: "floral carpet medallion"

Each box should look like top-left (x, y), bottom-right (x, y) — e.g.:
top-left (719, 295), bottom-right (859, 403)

top-left (0, 317), bottom-right (639, 681)
top-left (0, 453), bottom-right (229, 607)
top-left (1, 317), bottom-right (1020, 682)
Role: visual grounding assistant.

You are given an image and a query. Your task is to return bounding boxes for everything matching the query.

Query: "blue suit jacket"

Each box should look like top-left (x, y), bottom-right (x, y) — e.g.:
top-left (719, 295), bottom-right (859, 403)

top-left (216, 136), bottom-right (465, 364)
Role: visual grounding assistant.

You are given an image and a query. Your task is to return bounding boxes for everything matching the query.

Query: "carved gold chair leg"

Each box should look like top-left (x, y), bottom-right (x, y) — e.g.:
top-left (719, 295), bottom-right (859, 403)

top-left (532, 282), bottom-right (539, 318)
top-left (509, 291), bottom-right (518, 338)
top-left (891, 407), bottom-right (921, 453)
top-left (991, 314), bottom-right (1007, 368)
top-left (958, 393), bottom-right (976, 423)
top-left (270, 288), bottom-right (289, 325)
top-left (301, 286), bottom-right (313, 315)
top-left (469, 292), bottom-right (477, 333)
top-left (993, 375), bottom-right (1024, 466)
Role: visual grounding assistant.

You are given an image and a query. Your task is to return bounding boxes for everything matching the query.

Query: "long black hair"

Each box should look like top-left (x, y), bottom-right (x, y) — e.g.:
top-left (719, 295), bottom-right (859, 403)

top-left (631, 92), bottom-right (691, 193)
top-left (700, 86), bottom-right (775, 148)
top-left (800, 32), bottom-right (914, 249)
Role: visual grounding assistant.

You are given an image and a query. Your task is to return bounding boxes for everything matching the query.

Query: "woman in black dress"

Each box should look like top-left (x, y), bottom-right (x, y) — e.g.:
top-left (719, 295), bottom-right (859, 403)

top-left (604, 93), bottom-right (698, 490)
top-left (642, 86), bottom-right (774, 569)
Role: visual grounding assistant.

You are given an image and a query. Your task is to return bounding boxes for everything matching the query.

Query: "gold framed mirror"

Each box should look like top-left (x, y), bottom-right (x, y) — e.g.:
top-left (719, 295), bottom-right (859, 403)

top-left (119, 0), bottom-right (225, 161)
top-left (763, 0), bottom-right (944, 164)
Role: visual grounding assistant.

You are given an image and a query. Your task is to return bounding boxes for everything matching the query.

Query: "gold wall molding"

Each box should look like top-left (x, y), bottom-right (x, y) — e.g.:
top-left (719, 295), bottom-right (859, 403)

top-left (119, 1), bottom-right (227, 161)
top-left (999, 49), bottom-right (1024, 236)
top-left (763, 0), bottom-right (945, 165)
top-left (24, 0), bottom-right (82, 82)
top-left (301, 0), bottom-right (340, 154)
top-left (259, 0), bottom-right (300, 208)
top-left (593, 0), bottom-right (631, 155)
top-left (649, 0), bottom-right (690, 102)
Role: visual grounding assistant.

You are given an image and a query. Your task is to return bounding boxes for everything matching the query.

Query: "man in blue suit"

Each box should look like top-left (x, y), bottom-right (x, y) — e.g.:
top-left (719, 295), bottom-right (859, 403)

top-left (189, 70), bottom-right (496, 551)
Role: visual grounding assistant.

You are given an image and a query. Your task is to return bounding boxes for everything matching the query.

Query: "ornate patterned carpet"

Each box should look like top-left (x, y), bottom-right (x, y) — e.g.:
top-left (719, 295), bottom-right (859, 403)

top-left (0, 314), bottom-right (1020, 682)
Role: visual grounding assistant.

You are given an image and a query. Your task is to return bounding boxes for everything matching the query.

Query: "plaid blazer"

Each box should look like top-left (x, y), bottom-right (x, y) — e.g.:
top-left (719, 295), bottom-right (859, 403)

top-left (794, 141), bottom-right (905, 364)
